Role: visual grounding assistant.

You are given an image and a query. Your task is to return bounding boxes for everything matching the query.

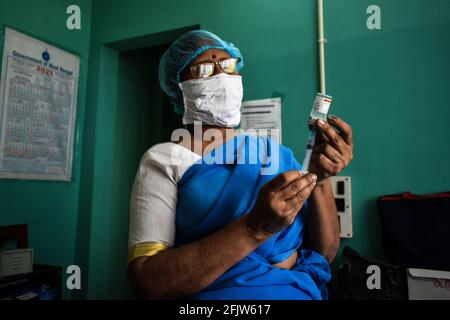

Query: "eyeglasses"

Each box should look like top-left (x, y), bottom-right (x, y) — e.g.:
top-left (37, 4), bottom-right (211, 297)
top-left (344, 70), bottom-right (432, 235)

top-left (189, 58), bottom-right (240, 79)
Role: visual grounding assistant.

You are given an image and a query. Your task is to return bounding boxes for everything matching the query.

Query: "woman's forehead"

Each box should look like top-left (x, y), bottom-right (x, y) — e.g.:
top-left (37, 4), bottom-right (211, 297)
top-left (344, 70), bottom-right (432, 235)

top-left (190, 48), bottom-right (231, 65)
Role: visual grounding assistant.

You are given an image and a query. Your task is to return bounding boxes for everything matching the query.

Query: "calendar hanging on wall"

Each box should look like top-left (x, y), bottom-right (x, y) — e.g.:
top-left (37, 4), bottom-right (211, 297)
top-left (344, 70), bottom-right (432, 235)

top-left (0, 27), bottom-right (80, 181)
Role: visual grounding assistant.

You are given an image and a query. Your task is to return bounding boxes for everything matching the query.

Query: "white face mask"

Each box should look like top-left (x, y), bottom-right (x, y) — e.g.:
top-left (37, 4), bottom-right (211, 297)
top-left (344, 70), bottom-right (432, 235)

top-left (178, 73), bottom-right (243, 127)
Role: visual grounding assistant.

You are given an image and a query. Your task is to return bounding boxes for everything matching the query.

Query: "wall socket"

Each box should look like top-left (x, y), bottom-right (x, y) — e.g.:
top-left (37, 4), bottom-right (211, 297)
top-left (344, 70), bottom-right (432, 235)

top-left (330, 176), bottom-right (353, 238)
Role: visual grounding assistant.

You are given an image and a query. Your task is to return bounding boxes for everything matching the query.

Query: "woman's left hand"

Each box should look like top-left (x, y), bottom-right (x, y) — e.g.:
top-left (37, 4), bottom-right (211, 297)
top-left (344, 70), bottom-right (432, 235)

top-left (309, 115), bottom-right (353, 181)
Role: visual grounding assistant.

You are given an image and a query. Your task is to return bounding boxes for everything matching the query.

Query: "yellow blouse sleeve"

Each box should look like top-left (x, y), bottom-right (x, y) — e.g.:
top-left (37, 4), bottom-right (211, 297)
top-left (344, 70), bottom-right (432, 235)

top-left (128, 242), bottom-right (170, 264)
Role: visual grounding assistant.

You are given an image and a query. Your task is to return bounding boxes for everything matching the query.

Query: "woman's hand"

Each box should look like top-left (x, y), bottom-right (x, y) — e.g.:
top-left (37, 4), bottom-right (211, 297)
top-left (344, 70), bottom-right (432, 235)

top-left (309, 116), bottom-right (353, 181)
top-left (246, 170), bottom-right (317, 239)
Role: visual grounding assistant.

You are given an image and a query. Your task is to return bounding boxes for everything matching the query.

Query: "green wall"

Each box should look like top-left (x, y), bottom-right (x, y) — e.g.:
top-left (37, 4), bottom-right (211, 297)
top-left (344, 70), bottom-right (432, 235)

top-left (326, 1), bottom-right (450, 259)
top-left (0, 0), bottom-right (449, 300)
top-left (0, 0), bottom-right (92, 298)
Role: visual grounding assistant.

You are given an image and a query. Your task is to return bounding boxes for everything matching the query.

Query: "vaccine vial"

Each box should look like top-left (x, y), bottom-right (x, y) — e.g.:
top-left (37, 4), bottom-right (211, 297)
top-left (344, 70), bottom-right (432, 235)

top-left (310, 93), bottom-right (333, 121)
top-left (301, 93), bottom-right (333, 173)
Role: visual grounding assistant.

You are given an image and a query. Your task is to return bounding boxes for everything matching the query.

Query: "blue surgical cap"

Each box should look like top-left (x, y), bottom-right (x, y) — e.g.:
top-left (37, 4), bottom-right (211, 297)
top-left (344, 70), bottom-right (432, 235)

top-left (159, 30), bottom-right (244, 115)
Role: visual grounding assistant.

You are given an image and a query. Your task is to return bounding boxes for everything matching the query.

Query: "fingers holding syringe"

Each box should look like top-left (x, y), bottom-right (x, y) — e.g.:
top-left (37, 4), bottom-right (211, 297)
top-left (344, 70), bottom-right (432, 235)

top-left (315, 118), bottom-right (348, 154)
top-left (311, 153), bottom-right (341, 176)
top-left (276, 172), bottom-right (317, 201)
top-left (314, 143), bottom-right (346, 165)
top-left (315, 130), bottom-right (330, 144)
top-left (327, 115), bottom-right (353, 146)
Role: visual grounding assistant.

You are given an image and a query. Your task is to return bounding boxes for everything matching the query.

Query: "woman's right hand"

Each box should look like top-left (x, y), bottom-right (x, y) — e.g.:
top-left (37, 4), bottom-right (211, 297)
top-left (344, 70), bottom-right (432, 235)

top-left (246, 170), bottom-right (317, 239)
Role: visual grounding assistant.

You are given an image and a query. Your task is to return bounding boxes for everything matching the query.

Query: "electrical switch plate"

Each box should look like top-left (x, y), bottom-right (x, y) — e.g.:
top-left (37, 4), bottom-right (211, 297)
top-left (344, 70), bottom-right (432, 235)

top-left (330, 176), bottom-right (352, 238)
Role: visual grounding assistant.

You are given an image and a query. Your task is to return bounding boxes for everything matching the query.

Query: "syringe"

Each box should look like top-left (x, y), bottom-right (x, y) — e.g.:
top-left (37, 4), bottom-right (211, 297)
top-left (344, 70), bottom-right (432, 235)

top-left (301, 128), bottom-right (317, 173)
top-left (301, 93), bottom-right (333, 173)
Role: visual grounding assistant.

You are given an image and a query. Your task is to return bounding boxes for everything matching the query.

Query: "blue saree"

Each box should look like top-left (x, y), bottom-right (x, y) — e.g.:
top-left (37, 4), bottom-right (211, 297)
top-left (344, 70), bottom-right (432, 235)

top-left (175, 134), bottom-right (331, 300)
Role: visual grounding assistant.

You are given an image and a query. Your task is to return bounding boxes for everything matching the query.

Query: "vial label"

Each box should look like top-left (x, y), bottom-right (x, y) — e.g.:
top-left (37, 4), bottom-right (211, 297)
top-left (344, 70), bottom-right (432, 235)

top-left (312, 94), bottom-right (332, 115)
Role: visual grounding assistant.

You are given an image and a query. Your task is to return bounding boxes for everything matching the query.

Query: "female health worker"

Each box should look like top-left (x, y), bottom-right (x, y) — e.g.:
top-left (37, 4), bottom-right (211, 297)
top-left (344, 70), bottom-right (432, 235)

top-left (126, 30), bottom-right (354, 300)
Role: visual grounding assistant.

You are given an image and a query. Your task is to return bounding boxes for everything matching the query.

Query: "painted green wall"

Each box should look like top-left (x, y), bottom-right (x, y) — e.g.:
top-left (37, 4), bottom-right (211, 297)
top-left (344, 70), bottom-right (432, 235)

top-left (0, 0), bottom-right (92, 298)
top-left (326, 1), bottom-right (450, 259)
top-left (1, 0), bottom-right (449, 300)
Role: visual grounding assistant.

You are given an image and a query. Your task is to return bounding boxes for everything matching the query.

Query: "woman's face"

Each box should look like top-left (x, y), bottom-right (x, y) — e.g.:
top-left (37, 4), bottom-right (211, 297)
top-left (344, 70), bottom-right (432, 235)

top-left (181, 48), bottom-right (238, 81)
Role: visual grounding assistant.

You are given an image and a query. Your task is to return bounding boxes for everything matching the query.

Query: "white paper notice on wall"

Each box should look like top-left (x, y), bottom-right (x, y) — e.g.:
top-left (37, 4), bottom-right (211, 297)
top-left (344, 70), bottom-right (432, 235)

top-left (238, 97), bottom-right (282, 144)
top-left (0, 27), bottom-right (80, 181)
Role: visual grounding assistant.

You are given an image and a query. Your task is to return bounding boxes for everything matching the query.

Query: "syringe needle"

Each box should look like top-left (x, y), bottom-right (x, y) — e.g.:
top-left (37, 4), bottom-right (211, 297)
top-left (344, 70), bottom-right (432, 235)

top-left (301, 128), bottom-right (316, 173)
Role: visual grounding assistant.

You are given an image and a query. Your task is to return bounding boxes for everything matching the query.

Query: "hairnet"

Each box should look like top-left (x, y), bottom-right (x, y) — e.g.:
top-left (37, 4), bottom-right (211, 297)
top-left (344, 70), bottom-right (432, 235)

top-left (159, 30), bottom-right (244, 115)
